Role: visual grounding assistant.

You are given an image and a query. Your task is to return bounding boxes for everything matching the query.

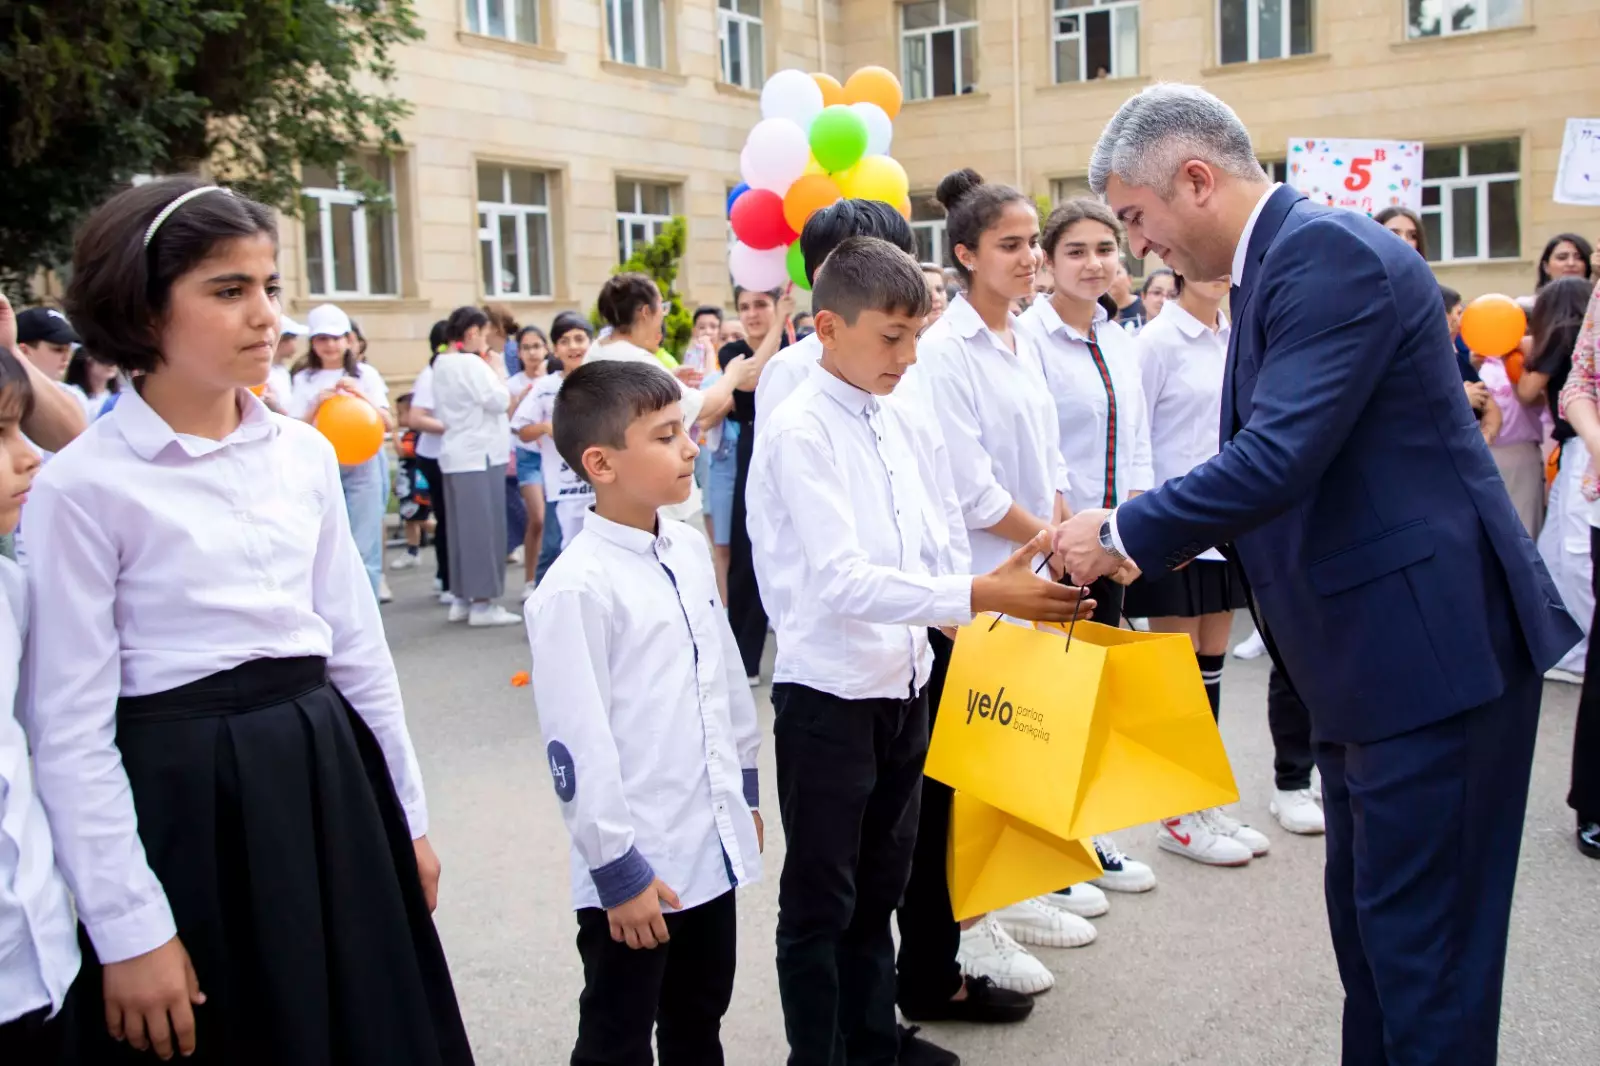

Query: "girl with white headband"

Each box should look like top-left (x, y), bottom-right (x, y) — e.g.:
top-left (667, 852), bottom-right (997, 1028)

top-left (21, 176), bottom-right (474, 1063)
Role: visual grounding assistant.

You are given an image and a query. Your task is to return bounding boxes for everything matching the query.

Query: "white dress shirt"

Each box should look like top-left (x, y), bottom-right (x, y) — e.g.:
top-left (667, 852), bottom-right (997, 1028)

top-left (431, 349), bottom-right (511, 474)
top-left (512, 373), bottom-right (594, 508)
top-left (754, 331), bottom-right (823, 422)
top-left (749, 364), bottom-right (974, 700)
top-left (903, 294), bottom-right (1071, 573)
top-left (286, 363), bottom-right (391, 422)
top-left (507, 371), bottom-right (541, 454)
top-left (22, 388), bottom-right (428, 965)
top-left (0, 557), bottom-right (77, 1024)
top-left (525, 512), bottom-right (762, 913)
top-left (409, 365), bottom-right (444, 461)
top-left (1019, 299), bottom-right (1154, 515)
top-left (585, 340), bottom-right (704, 521)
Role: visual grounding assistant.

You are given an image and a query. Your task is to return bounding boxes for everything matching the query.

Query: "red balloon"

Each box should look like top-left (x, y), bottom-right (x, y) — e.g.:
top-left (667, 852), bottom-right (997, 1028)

top-left (729, 188), bottom-right (796, 251)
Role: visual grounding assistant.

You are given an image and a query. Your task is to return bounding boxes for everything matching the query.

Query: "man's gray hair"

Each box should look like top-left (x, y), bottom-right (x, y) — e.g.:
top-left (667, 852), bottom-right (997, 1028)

top-left (1089, 83), bottom-right (1267, 197)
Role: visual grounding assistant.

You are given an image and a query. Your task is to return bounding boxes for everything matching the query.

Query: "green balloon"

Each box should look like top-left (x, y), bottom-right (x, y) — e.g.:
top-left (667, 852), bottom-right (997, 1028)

top-left (786, 240), bottom-right (811, 291)
top-left (809, 105), bottom-right (869, 175)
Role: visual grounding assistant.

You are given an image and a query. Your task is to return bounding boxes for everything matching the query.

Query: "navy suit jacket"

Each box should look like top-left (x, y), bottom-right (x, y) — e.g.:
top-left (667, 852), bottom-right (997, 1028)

top-left (1118, 187), bottom-right (1579, 744)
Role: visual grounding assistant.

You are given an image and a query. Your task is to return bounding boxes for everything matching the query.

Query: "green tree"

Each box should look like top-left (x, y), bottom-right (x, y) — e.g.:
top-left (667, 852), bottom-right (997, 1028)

top-left (0, 0), bottom-right (422, 292)
top-left (600, 215), bottom-right (693, 358)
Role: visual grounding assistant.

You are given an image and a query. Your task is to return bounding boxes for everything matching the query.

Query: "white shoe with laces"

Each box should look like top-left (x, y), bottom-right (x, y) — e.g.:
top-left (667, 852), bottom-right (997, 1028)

top-left (957, 916), bottom-right (1055, 995)
top-left (447, 598), bottom-right (470, 623)
top-left (1089, 835), bottom-right (1157, 893)
top-left (1270, 788), bottom-right (1326, 835)
top-left (377, 576), bottom-right (393, 604)
top-left (508, 544), bottom-right (525, 565)
top-left (1043, 881), bottom-right (1109, 918)
top-left (389, 552), bottom-right (421, 571)
top-left (1156, 812), bottom-right (1253, 867)
top-left (520, 580), bottom-right (539, 602)
top-left (468, 604), bottom-right (522, 627)
top-left (1232, 628), bottom-right (1267, 660)
top-left (994, 897), bottom-right (1097, 949)
top-left (1204, 807), bottom-right (1271, 857)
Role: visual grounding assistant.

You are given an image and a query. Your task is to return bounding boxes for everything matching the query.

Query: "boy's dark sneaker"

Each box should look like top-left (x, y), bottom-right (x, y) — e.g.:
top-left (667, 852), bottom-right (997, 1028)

top-left (900, 976), bottom-right (1034, 1025)
top-left (1579, 821), bottom-right (1600, 860)
top-left (898, 1025), bottom-right (960, 1066)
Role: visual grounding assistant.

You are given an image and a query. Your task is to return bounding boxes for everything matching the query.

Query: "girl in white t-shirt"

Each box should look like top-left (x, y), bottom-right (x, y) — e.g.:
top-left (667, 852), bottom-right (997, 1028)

top-left (506, 325), bottom-right (550, 595)
top-left (512, 318), bottom-right (592, 567)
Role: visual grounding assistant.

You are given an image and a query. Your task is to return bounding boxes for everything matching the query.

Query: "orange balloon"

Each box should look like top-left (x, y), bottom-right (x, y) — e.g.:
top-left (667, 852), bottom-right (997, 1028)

top-left (314, 393), bottom-right (385, 465)
top-left (1460, 294), bottom-right (1526, 358)
top-left (248, 383), bottom-right (267, 396)
top-left (812, 72), bottom-right (847, 108)
top-left (783, 173), bottom-right (844, 234)
top-left (844, 65), bottom-right (904, 121)
top-left (896, 197), bottom-right (912, 220)
top-left (1503, 351), bottom-right (1524, 385)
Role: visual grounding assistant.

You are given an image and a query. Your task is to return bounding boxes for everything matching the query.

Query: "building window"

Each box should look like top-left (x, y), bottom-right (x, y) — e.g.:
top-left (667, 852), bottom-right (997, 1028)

top-left (1420, 140), bottom-right (1519, 263)
top-left (464, 0), bottom-right (540, 44)
top-left (1052, 0), bottom-right (1139, 83)
top-left (1406, 0), bottom-right (1522, 38)
top-left (908, 193), bottom-right (949, 266)
top-left (1218, 0), bottom-right (1314, 65)
top-left (718, 0), bottom-right (764, 89)
top-left (617, 180), bottom-right (676, 263)
top-left (901, 0), bottom-right (978, 101)
top-left (605, 0), bottom-right (666, 69)
top-left (301, 155), bottom-right (400, 298)
top-left (477, 165), bottom-right (553, 299)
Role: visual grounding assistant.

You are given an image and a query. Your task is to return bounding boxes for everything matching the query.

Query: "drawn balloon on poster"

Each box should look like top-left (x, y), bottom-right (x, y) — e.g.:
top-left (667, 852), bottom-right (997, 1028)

top-left (1286, 138), bottom-right (1423, 216)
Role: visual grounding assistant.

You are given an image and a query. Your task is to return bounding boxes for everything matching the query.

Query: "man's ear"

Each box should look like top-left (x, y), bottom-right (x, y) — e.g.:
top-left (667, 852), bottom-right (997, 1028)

top-left (581, 444), bottom-right (615, 486)
top-left (1182, 159), bottom-right (1218, 205)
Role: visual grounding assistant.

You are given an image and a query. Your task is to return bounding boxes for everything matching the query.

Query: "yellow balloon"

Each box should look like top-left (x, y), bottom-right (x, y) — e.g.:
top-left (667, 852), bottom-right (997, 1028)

top-left (804, 156), bottom-right (827, 177)
top-left (840, 155), bottom-right (909, 206)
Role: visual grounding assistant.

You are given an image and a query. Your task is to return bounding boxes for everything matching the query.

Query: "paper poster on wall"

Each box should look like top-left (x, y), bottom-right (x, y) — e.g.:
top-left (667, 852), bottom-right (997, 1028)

top-left (1554, 119), bottom-right (1600, 207)
top-left (1286, 138), bottom-right (1423, 215)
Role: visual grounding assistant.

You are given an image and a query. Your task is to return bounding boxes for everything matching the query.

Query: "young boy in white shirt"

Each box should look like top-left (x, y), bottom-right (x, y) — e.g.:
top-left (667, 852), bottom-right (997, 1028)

top-left (524, 360), bottom-right (762, 1066)
top-left (747, 237), bottom-right (1093, 1066)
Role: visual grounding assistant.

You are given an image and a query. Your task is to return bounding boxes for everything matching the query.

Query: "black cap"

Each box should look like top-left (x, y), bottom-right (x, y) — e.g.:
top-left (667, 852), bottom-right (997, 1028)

top-left (16, 308), bottom-right (80, 346)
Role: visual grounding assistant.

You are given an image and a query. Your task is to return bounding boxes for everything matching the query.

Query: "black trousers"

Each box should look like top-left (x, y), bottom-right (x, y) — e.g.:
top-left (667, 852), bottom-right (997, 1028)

top-left (894, 630), bottom-right (962, 1013)
top-left (415, 455), bottom-right (449, 587)
top-left (1268, 665), bottom-right (1316, 791)
top-left (572, 890), bottom-right (737, 1066)
top-left (726, 425), bottom-right (768, 676)
top-left (774, 682), bottom-right (929, 1066)
top-left (0, 989), bottom-right (74, 1065)
top-left (1573, 528), bottom-right (1600, 822)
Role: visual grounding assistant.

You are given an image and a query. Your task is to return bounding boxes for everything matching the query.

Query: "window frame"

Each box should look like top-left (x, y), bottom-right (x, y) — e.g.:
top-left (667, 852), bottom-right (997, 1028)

top-left (477, 164), bottom-right (555, 300)
top-left (1419, 141), bottom-right (1521, 264)
top-left (717, 0), bottom-right (765, 89)
top-left (901, 0), bottom-right (980, 102)
top-left (1405, 0), bottom-right (1523, 39)
top-left (1050, 0), bottom-right (1141, 85)
top-left (604, 0), bottom-right (667, 69)
top-left (616, 179), bottom-right (677, 264)
top-left (301, 156), bottom-right (401, 299)
top-left (1216, 0), bottom-right (1314, 65)
top-left (464, 0), bottom-right (541, 44)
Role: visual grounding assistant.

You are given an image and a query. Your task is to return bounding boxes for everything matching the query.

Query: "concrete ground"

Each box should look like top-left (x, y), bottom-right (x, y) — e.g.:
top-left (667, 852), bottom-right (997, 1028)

top-left (382, 558), bottom-right (1600, 1065)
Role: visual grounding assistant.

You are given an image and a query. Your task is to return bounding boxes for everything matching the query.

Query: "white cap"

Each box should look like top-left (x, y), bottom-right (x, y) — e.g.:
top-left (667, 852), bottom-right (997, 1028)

top-left (306, 304), bottom-right (352, 338)
top-left (279, 314), bottom-right (308, 337)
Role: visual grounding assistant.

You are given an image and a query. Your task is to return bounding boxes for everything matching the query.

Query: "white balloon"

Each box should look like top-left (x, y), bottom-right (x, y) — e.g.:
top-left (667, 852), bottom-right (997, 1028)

top-left (729, 242), bottom-right (790, 291)
top-left (760, 69), bottom-right (825, 131)
top-left (850, 102), bottom-right (894, 157)
top-left (741, 118), bottom-right (811, 193)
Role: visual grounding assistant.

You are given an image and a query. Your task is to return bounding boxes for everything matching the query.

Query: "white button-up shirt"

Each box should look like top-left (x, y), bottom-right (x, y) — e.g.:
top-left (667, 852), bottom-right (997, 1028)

top-left (525, 512), bottom-right (762, 913)
top-left (512, 372), bottom-right (594, 507)
top-left (22, 388), bottom-right (428, 964)
top-left (286, 363), bottom-right (391, 423)
top-left (1135, 301), bottom-right (1232, 562)
top-left (431, 349), bottom-right (511, 474)
top-left (749, 364), bottom-right (974, 700)
top-left (409, 364), bottom-right (444, 461)
top-left (754, 331), bottom-right (823, 422)
top-left (903, 294), bottom-right (1071, 573)
top-left (0, 557), bottom-right (77, 1025)
top-left (1019, 299), bottom-right (1154, 515)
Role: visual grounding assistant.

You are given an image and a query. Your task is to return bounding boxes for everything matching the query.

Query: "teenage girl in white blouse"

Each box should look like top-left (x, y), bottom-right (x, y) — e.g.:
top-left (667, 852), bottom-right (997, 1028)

top-left (26, 177), bottom-right (472, 1064)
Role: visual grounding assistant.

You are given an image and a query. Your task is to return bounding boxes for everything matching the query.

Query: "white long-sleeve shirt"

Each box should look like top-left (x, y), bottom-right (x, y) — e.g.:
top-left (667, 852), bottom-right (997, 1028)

top-left (903, 294), bottom-right (1070, 573)
top-left (754, 332), bottom-right (823, 422)
top-left (22, 388), bottom-right (428, 965)
top-left (525, 512), bottom-right (762, 913)
top-left (749, 364), bottom-right (974, 700)
top-left (431, 349), bottom-right (511, 474)
top-left (1019, 299), bottom-right (1154, 514)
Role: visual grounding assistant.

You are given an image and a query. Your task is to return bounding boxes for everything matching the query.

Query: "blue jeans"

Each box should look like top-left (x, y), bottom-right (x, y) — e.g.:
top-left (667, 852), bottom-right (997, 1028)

top-left (537, 495), bottom-right (563, 582)
top-left (340, 453), bottom-right (386, 598)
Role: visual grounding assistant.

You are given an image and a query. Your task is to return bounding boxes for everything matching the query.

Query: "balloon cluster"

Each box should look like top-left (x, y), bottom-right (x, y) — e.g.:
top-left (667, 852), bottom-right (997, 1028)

top-left (726, 67), bottom-right (909, 293)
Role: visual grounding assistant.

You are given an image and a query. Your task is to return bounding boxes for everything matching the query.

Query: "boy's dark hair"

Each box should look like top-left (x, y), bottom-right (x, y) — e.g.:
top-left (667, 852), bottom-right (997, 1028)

top-left (444, 306), bottom-right (490, 346)
top-left (1040, 198), bottom-right (1123, 259)
top-left (65, 348), bottom-right (121, 395)
top-left (0, 349), bottom-right (37, 425)
top-left (597, 272), bottom-right (662, 329)
top-left (799, 199), bottom-right (918, 285)
top-left (553, 361), bottom-right (682, 484)
top-left (692, 305), bottom-right (723, 326)
top-left (550, 311), bottom-right (593, 347)
top-left (812, 237), bottom-right (931, 325)
top-left (935, 168), bottom-right (1030, 285)
top-left (1439, 285), bottom-right (1463, 313)
top-left (65, 176), bottom-right (278, 375)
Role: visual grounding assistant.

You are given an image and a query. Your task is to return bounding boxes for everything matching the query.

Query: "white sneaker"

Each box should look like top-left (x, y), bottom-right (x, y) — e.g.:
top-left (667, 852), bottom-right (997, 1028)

top-left (438, 590), bottom-right (457, 606)
top-left (1545, 666), bottom-right (1584, 685)
top-left (1232, 628), bottom-right (1267, 660)
top-left (1043, 881), bottom-right (1109, 918)
top-left (468, 604), bottom-right (522, 627)
top-left (994, 897), bottom-right (1097, 949)
top-left (1156, 812), bottom-right (1253, 867)
top-left (508, 544), bottom-right (525, 565)
top-left (377, 576), bottom-right (393, 604)
top-left (1089, 835), bottom-right (1157, 893)
top-left (1270, 788), bottom-right (1326, 835)
top-left (446, 598), bottom-right (470, 623)
top-left (519, 580), bottom-right (539, 602)
top-left (1205, 807), bottom-right (1271, 856)
top-left (390, 552), bottom-right (421, 571)
top-left (957, 916), bottom-right (1055, 995)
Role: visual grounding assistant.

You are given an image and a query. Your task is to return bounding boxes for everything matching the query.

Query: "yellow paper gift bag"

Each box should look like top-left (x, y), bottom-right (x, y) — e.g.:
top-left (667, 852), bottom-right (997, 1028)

top-left (946, 791), bottom-right (1101, 921)
top-left (924, 617), bottom-right (1239, 842)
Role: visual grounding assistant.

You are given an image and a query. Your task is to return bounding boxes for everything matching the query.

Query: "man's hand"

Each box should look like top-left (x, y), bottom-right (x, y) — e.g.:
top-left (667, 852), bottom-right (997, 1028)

top-left (752, 810), bottom-right (765, 853)
top-left (414, 836), bottom-right (442, 912)
top-left (1110, 559), bottom-right (1142, 586)
top-left (608, 878), bottom-right (681, 950)
top-left (102, 936), bottom-right (206, 1061)
top-left (1052, 508), bottom-right (1123, 586)
top-left (972, 531), bottom-right (1097, 623)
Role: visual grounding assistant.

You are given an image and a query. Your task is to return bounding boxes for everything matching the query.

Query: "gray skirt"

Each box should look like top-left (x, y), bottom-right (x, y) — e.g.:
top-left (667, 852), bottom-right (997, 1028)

top-left (443, 465), bottom-right (508, 601)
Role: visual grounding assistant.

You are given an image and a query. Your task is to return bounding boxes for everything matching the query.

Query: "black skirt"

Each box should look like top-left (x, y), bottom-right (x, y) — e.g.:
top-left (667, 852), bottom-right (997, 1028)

top-left (1123, 558), bottom-right (1250, 619)
top-left (71, 657), bottom-right (474, 1066)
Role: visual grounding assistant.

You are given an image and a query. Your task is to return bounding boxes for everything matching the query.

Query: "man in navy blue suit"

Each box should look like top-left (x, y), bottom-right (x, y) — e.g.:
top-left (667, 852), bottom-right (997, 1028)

top-left (1054, 84), bottom-right (1581, 1065)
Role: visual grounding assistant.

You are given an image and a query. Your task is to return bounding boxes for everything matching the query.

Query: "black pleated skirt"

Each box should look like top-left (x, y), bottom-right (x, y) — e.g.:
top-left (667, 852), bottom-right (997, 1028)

top-left (1123, 558), bottom-right (1251, 619)
top-left (71, 657), bottom-right (474, 1065)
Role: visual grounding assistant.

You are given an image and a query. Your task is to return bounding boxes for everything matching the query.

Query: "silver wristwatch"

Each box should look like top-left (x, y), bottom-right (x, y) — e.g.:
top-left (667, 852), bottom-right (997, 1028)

top-left (1098, 518), bottom-right (1124, 561)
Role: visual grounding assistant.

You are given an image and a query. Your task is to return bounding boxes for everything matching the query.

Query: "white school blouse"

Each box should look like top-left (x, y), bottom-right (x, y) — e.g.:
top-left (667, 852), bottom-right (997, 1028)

top-left (1018, 299), bottom-right (1154, 515)
top-left (21, 388), bottom-right (428, 965)
top-left (0, 557), bottom-right (77, 1024)
top-left (431, 349), bottom-right (511, 474)
top-left (1134, 301), bottom-right (1232, 562)
top-left (286, 363), bottom-right (391, 422)
top-left (409, 364), bottom-right (444, 462)
top-left (903, 294), bottom-right (1071, 573)
top-left (749, 364), bottom-right (974, 700)
top-left (525, 512), bottom-right (762, 913)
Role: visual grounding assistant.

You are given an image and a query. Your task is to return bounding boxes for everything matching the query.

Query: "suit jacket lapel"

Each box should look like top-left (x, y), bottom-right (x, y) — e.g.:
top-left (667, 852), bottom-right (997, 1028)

top-left (1219, 185), bottom-right (1305, 443)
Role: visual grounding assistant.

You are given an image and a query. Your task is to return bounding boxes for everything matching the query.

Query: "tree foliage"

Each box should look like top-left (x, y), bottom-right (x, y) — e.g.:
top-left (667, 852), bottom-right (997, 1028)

top-left (0, 0), bottom-right (422, 291)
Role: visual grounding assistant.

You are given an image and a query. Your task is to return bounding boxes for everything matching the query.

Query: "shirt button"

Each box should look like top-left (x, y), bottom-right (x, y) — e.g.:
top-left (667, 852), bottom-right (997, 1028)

top-left (262, 578), bottom-right (279, 591)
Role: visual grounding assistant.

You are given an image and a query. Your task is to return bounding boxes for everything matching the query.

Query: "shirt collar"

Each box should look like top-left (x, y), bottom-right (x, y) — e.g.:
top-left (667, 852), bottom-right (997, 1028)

top-left (1030, 297), bottom-right (1109, 344)
top-left (942, 293), bottom-right (993, 341)
top-left (114, 386), bottom-right (279, 461)
top-left (583, 509), bottom-right (663, 555)
top-left (809, 361), bottom-right (878, 416)
top-left (1230, 183), bottom-right (1281, 289)
top-left (1158, 301), bottom-right (1229, 340)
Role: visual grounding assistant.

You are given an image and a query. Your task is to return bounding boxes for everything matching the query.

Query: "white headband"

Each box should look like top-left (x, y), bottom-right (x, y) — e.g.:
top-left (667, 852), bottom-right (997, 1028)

top-left (143, 186), bottom-right (232, 249)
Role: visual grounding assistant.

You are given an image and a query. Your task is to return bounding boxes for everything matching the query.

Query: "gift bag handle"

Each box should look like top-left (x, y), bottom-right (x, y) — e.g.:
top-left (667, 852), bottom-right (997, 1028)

top-left (984, 552), bottom-right (1094, 653)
